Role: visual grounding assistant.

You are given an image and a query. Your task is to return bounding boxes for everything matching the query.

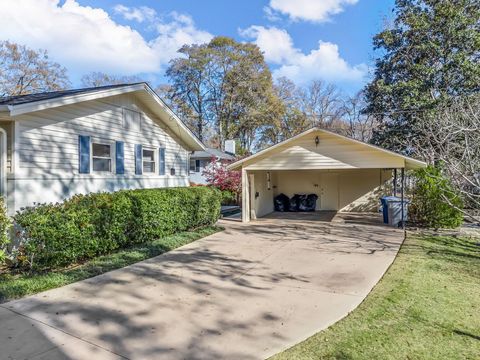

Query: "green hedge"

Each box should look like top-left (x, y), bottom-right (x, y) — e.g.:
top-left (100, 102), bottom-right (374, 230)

top-left (220, 190), bottom-right (238, 205)
top-left (410, 166), bottom-right (463, 229)
top-left (13, 187), bottom-right (221, 270)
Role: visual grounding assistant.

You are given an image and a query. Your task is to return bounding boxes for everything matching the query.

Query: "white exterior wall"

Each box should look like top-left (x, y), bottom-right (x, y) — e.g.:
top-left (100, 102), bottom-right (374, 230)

top-left (189, 159), bottom-right (209, 184)
top-left (271, 169), bottom-right (391, 213)
top-left (251, 170), bottom-right (274, 218)
top-left (7, 94), bottom-right (190, 213)
top-left (244, 131), bottom-right (404, 170)
top-left (0, 121), bottom-right (13, 173)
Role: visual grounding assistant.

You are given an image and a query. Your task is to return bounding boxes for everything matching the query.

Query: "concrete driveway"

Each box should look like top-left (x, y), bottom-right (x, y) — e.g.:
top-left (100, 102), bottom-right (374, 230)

top-left (1, 212), bottom-right (403, 360)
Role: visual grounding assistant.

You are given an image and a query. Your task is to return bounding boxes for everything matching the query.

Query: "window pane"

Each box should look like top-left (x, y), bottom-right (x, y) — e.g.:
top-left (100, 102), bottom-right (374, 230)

top-left (93, 158), bottom-right (111, 172)
top-left (92, 143), bottom-right (111, 157)
top-left (195, 160), bottom-right (200, 172)
top-left (189, 160), bottom-right (196, 171)
top-left (143, 161), bottom-right (155, 173)
top-left (143, 149), bottom-right (155, 162)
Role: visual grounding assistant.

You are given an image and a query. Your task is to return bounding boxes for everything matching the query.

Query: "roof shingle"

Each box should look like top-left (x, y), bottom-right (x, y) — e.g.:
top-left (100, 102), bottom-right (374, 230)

top-left (0, 83), bottom-right (144, 106)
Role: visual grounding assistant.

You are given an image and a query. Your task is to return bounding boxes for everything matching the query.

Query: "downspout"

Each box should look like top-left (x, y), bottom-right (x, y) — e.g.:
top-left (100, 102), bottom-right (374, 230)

top-left (0, 127), bottom-right (7, 205)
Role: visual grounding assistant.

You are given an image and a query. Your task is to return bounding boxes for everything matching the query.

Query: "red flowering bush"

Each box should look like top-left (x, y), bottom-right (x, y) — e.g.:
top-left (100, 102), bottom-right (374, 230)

top-left (202, 157), bottom-right (241, 203)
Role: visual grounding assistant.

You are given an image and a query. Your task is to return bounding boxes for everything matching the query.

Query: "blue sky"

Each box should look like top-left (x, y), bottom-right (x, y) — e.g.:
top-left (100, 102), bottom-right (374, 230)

top-left (0, 0), bottom-right (395, 94)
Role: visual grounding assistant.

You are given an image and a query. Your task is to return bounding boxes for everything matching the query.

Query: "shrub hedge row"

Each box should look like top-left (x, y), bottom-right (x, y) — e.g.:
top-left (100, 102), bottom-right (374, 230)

top-left (13, 187), bottom-right (221, 270)
top-left (409, 166), bottom-right (463, 229)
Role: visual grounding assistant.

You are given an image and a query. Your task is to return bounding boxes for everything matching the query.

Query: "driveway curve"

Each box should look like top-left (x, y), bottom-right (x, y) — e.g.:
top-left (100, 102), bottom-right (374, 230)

top-left (1, 212), bottom-right (403, 360)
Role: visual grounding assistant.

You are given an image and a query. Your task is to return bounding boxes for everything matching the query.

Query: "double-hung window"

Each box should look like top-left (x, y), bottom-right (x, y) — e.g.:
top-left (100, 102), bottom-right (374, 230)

top-left (142, 148), bottom-right (156, 173)
top-left (92, 143), bottom-right (112, 172)
top-left (189, 159), bottom-right (200, 173)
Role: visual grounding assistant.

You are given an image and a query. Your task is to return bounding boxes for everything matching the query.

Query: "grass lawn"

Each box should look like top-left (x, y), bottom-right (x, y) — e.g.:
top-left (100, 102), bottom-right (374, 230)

top-left (0, 225), bottom-right (221, 303)
top-left (271, 232), bottom-right (480, 360)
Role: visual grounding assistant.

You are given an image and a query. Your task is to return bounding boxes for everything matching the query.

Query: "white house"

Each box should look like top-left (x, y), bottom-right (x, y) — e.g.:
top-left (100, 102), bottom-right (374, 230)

top-left (189, 143), bottom-right (236, 184)
top-left (227, 127), bottom-right (427, 223)
top-left (0, 83), bottom-right (205, 214)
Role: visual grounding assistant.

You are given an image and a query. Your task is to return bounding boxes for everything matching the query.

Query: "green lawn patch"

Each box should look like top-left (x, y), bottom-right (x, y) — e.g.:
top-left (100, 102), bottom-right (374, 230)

top-left (0, 225), bottom-right (222, 303)
top-left (271, 233), bottom-right (480, 360)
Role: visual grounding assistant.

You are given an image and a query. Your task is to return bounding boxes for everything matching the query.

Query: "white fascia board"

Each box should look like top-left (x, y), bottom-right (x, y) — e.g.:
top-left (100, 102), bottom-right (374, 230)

top-left (143, 85), bottom-right (205, 151)
top-left (8, 84), bottom-right (146, 116)
top-left (319, 128), bottom-right (427, 169)
top-left (227, 128), bottom-right (318, 170)
top-left (6, 82), bottom-right (205, 152)
top-left (227, 127), bottom-right (427, 170)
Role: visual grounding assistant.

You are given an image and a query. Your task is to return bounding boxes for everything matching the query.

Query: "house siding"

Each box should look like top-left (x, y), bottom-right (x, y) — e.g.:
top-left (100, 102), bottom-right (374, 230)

top-left (189, 158), bottom-right (210, 184)
top-left (8, 94), bottom-right (190, 213)
top-left (251, 170), bottom-right (274, 218)
top-left (271, 169), bottom-right (391, 212)
top-left (244, 132), bottom-right (404, 170)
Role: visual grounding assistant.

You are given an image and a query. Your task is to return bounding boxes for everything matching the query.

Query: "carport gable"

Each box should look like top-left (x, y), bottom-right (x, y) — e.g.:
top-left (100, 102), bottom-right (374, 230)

top-left (228, 128), bottom-right (425, 171)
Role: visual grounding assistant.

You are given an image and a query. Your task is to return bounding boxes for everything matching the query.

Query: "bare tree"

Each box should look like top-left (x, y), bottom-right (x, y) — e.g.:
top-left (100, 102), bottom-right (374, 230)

top-left (298, 80), bottom-right (343, 128)
top-left (339, 91), bottom-right (379, 142)
top-left (408, 95), bottom-right (480, 223)
top-left (80, 72), bottom-right (143, 87)
top-left (155, 83), bottom-right (203, 141)
top-left (0, 41), bottom-right (70, 97)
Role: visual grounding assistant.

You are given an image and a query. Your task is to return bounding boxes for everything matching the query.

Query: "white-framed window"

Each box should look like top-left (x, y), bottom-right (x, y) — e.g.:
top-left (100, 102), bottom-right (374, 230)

top-left (142, 147), bottom-right (156, 173)
top-left (92, 142), bottom-right (113, 172)
top-left (189, 159), bottom-right (201, 173)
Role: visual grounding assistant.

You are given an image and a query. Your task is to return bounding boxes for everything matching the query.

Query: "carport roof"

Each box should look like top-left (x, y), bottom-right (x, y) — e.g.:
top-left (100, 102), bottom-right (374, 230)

top-left (228, 128), bottom-right (427, 171)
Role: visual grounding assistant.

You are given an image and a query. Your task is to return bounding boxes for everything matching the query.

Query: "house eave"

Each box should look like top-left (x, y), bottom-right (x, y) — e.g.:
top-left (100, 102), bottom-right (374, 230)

top-left (3, 83), bottom-right (205, 152)
top-left (227, 127), bottom-right (427, 171)
top-left (7, 84), bottom-right (146, 117)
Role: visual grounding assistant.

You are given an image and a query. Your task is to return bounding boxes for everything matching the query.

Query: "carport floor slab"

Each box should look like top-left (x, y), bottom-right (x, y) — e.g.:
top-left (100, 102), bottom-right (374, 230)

top-left (1, 213), bottom-right (403, 360)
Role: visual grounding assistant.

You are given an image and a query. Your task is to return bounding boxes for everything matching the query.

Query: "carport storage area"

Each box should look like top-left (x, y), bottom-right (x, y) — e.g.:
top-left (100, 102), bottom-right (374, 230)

top-left (248, 169), bottom-right (392, 219)
top-left (228, 128), bottom-right (426, 222)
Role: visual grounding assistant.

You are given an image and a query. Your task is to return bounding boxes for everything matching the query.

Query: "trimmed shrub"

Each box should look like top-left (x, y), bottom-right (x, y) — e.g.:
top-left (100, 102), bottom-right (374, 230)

top-left (128, 187), bottom-right (221, 242)
top-left (220, 190), bottom-right (237, 205)
top-left (409, 166), bottom-right (463, 229)
top-left (0, 197), bottom-right (11, 264)
top-left (13, 187), bottom-right (221, 270)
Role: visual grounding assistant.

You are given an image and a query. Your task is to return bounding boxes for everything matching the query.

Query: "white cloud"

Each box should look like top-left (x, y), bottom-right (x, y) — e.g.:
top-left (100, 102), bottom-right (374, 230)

top-left (241, 25), bottom-right (367, 85)
top-left (0, 0), bottom-right (212, 77)
top-left (239, 26), bottom-right (295, 63)
top-left (266, 0), bottom-right (358, 23)
top-left (113, 4), bottom-right (156, 23)
top-left (151, 12), bottom-right (213, 64)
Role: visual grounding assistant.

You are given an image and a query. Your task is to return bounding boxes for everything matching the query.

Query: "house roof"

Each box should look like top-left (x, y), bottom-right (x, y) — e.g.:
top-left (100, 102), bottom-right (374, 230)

top-left (0, 83), bottom-right (205, 151)
top-left (227, 127), bottom-right (427, 171)
top-left (0, 83), bottom-right (137, 106)
top-left (191, 148), bottom-right (236, 160)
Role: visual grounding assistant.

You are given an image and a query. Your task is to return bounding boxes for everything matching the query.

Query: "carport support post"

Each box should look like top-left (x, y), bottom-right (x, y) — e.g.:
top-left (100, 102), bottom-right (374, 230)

top-left (242, 168), bottom-right (250, 222)
top-left (401, 168), bottom-right (405, 230)
top-left (393, 169), bottom-right (398, 196)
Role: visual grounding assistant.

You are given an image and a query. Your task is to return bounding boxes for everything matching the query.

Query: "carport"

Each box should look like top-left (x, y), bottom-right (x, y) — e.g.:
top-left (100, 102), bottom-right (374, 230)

top-left (227, 128), bottom-right (426, 223)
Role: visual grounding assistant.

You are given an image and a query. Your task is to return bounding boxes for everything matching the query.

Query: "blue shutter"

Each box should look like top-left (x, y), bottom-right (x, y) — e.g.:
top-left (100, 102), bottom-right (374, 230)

top-left (115, 141), bottom-right (124, 174)
top-left (135, 144), bottom-right (142, 175)
top-left (78, 135), bottom-right (91, 174)
top-left (159, 148), bottom-right (166, 175)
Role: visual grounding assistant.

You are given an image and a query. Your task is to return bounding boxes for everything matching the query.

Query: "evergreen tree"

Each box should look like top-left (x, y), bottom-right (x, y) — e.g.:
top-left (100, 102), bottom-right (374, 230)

top-left (365, 0), bottom-right (480, 151)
